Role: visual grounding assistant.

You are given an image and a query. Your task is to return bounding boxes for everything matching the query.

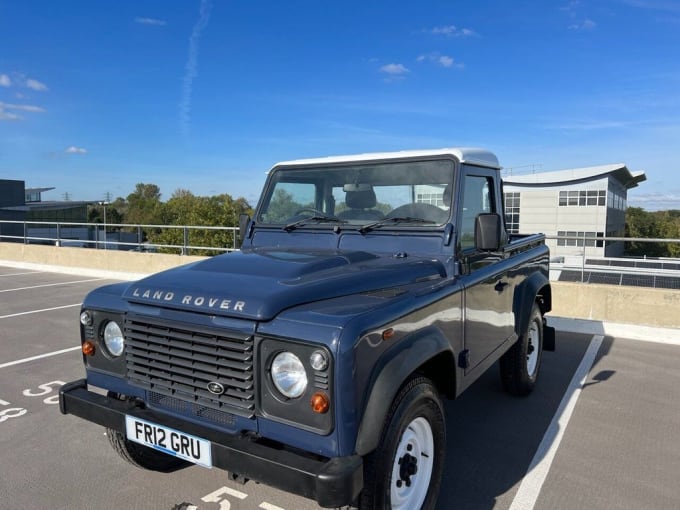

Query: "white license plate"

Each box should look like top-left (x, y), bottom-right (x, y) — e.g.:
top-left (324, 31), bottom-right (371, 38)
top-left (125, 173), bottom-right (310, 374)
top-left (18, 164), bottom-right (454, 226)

top-left (125, 416), bottom-right (212, 468)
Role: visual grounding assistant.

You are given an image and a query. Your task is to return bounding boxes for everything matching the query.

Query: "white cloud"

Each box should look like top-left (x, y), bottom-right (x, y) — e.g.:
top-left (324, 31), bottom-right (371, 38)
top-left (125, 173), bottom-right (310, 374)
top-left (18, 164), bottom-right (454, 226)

top-left (429, 25), bottom-right (477, 37)
top-left (0, 74), bottom-right (10, 87)
top-left (26, 78), bottom-right (48, 91)
top-left (628, 191), bottom-right (680, 211)
top-left (380, 63), bottom-right (409, 75)
top-left (0, 101), bottom-right (46, 121)
top-left (438, 56), bottom-right (454, 68)
top-left (569, 18), bottom-right (596, 30)
top-left (65, 146), bottom-right (87, 154)
top-left (10, 103), bottom-right (45, 113)
top-left (417, 54), bottom-right (463, 69)
top-left (0, 109), bottom-right (20, 121)
top-left (135, 17), bottom-right (167, 26)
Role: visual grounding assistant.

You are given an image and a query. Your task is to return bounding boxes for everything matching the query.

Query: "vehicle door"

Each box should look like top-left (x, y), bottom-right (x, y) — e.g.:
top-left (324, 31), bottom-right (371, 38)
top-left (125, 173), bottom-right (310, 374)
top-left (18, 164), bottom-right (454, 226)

top-left (456, 168), bottom-right (515, 373)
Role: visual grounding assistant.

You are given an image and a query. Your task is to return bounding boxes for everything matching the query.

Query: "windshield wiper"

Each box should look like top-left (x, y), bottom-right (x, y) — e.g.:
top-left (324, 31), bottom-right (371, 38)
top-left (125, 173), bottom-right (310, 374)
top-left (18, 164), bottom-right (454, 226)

top-left (359, 217), bottom-right (435, 234)
top-left (283, 215), bottom-right (346, 232)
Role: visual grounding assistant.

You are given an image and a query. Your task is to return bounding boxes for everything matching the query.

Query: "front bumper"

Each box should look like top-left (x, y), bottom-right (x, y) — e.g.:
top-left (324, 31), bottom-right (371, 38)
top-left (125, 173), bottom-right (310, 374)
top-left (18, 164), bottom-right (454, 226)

top-left (59, 379), bottom-right (363, 508)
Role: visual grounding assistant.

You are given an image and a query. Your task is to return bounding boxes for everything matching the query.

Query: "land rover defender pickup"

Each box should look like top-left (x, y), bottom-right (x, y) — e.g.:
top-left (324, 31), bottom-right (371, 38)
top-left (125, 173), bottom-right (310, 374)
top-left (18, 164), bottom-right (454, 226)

top-left (60, 148), bottom-right (554, 510)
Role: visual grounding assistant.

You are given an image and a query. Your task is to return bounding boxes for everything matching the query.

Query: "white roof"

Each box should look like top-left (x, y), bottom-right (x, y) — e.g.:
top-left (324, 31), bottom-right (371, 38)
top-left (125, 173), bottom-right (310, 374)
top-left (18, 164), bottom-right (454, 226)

top-left (504, 163), bottom-right (646, 190)
top-left (273, 147), bottom-right (501, 170)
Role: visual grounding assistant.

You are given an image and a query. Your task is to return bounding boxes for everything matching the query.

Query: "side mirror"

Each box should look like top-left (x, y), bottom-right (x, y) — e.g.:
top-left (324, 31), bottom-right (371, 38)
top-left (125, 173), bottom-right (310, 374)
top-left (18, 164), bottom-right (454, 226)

top-left (239, 214), bottom-right (251, 244)
top-left (475, 213), bottom-right (502, 251)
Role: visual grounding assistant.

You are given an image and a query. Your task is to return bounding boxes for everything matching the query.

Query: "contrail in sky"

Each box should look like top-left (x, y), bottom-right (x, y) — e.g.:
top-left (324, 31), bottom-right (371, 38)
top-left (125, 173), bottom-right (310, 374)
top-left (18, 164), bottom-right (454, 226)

top-left (180, 0), bottom-right (212, 137)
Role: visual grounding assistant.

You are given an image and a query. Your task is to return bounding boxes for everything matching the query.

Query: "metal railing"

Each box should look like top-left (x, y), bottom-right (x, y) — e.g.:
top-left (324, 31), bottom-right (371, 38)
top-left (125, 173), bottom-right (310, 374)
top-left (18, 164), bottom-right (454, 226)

top-left (544, 234), bottom-right (680, 289)
top-left (0, 219), bottom-right (240, 255)
top-left (1, 220), bottom-right (679, 289)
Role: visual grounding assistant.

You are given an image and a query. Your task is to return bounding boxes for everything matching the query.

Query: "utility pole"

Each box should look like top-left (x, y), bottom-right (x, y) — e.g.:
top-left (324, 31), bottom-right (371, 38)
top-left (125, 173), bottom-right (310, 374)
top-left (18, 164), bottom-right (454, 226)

top-left (98, 201), bottom-right (109, 250)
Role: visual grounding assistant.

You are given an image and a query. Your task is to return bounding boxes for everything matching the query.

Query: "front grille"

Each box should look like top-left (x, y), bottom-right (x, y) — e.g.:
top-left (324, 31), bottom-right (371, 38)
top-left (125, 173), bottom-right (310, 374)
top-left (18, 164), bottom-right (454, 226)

top-left (124, 314), bottom-right (255, 418)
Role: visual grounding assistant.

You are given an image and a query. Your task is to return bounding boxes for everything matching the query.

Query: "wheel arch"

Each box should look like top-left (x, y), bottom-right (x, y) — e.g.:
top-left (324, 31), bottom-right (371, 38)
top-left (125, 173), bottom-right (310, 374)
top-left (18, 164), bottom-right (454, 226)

top-left (513, 272), bottom-right (551, 337)
top-left (354, 331), bottom-right (455, 456)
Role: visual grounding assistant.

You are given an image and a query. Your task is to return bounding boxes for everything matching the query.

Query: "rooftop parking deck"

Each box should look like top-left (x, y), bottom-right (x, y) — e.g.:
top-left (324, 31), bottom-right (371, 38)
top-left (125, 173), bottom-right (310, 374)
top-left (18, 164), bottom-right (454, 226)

top-left (1, 263), bottom-right (678, 510)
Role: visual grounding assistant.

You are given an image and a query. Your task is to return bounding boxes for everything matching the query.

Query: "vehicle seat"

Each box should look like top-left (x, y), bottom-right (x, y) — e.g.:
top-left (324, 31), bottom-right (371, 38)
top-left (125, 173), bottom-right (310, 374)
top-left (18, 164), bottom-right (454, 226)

top-left (338, 190), bottom-right (384, 220)
top-left (443, 183), bottom-right (452, 208)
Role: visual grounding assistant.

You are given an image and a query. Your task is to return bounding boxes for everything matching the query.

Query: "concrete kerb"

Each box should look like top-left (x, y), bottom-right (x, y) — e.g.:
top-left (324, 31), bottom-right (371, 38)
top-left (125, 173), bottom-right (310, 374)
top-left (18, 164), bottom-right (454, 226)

top-left (0, 259), bottom-right (149, 282)
top-left (547, 316), bottom-right (680, 346)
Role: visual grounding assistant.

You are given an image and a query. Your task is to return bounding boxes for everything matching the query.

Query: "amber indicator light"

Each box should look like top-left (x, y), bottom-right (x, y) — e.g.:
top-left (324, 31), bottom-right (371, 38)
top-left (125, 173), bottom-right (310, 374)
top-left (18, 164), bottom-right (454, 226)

top-left (310, 392), bottom-right (330, 414)
top-left (82, 341), bottom-right (96, 356)
top-left (382, 328), bottom-right (395, 341)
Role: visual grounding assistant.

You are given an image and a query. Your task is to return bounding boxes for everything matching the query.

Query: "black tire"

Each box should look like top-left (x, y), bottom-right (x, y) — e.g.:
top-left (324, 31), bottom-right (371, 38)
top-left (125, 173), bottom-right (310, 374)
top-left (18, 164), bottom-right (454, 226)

top-left (106, 428), bottom-right (190, 473)
top-left (500, 303), bottom-right (544, 396)
top-left (359, 376), bottom-right (446, 510)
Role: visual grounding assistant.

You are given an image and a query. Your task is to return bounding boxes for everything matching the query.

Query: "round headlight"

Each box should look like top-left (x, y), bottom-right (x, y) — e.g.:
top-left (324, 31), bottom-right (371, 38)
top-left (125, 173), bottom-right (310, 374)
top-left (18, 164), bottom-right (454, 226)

top-left (271, 352), bottom-right (307, 399)
top-left (103, 321), bottom-right (125, 357)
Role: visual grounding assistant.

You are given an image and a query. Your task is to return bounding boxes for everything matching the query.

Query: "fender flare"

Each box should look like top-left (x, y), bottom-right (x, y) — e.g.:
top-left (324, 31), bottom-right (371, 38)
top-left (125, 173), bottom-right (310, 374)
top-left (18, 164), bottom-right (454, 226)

top-left (513, 271), bottom-right (552, 337)
top-left (354, 330), bottom-right (453, 456)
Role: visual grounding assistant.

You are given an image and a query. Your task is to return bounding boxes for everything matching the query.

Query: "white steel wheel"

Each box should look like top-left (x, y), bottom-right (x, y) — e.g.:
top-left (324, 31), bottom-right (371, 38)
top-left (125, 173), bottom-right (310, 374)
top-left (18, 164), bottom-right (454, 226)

top-left (359, 376), bottom-right (445, 510)
top-left (390, 417), bottom-right (435, 510)
top-left (500, 303), bottom-right (544, 396)
top-left (526, 319), bottom-right (540, 377)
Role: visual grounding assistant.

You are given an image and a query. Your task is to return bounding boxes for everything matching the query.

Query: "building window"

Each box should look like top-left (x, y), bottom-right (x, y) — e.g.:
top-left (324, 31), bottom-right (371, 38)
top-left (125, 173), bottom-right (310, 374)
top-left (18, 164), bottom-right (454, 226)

top-left (25, 191), bottom-right (41, 203)
top-left (504, 192), bottom-right (520, 233)
top-left (557, 230), bottom-right (604, 247)
top-left (416, 192), bottom-right (444, 207)
top-left (558, 190), bottom-right (606, 207)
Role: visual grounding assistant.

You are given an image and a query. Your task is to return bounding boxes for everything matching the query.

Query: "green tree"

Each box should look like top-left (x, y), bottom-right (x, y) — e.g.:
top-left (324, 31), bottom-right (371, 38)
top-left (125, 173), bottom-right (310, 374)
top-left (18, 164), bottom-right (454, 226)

top-left (126, 183), bottom-right (163, 226)
top-left (261, 188), bottom-right (305, 222)
top-left (150, 189), bottom-right (252, 254)
top-left (658, 211), bottom-right (680, 257)
top-left (625, 207), bottom-right (660, 256)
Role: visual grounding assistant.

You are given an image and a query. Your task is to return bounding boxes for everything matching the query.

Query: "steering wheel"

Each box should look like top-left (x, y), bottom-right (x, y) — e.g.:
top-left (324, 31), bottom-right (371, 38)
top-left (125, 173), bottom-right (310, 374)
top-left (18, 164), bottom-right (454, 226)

top-left (294, 208), bottom-right (327, 216)
top-left (386, 203), bottom-right (449, 223)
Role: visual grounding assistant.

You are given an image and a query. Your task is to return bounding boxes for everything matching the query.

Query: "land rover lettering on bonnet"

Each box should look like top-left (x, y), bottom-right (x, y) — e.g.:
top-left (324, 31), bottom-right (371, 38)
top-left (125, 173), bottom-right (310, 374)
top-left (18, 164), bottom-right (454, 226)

top-left (60, 148), bottom-right (554, 509)
top-left (129, 287), bottom-right (246, 312)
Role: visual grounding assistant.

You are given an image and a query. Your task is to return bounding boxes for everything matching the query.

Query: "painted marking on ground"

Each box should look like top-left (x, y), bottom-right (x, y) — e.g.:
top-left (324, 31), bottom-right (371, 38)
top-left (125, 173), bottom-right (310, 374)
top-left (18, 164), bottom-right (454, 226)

top-left (0, 346), bottom-right (81, 369)
top-left (0, 278), bottom-right (107, 293)
top-left (0, 271), bottom-right (41, 277)
top-left (0, 303), bottom-right (81, 320)
top-left (508, 334), bottom-right (604, 510)
top-left (259, 503), bottom-right (286, 510)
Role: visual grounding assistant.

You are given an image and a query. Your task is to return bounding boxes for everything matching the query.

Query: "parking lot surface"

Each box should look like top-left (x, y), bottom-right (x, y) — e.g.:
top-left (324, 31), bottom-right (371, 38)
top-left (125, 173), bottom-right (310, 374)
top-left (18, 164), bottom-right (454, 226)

top-left (1, 265), bottom-right (678, 510)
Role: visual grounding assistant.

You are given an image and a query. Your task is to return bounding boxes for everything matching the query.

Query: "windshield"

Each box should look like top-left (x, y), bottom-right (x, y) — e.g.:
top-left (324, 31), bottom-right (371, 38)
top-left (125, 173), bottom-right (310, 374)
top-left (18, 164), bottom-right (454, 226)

top-left (257, 158), bottom-right (454, 228)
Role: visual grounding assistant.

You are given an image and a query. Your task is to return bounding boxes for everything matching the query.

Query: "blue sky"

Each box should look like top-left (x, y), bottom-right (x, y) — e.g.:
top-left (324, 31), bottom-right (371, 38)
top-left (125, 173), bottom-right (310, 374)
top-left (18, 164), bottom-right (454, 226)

top-left (1, 0), bottom-right (679, 210)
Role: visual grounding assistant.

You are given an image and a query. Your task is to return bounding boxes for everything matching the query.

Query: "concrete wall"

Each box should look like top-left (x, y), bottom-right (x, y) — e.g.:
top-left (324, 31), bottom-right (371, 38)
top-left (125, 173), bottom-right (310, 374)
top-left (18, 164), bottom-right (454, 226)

top-left (548, 280), bottom-right (680, 329)
top-left (2, 242), bottom-right (679, 328)
top-left (0, 242), bottom-right (207, 280)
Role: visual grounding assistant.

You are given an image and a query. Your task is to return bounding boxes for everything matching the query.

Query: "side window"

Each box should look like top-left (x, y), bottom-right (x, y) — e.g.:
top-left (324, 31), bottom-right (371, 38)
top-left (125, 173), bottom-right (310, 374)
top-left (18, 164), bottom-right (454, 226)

top-left (459, 175), bottom-right (493, 250)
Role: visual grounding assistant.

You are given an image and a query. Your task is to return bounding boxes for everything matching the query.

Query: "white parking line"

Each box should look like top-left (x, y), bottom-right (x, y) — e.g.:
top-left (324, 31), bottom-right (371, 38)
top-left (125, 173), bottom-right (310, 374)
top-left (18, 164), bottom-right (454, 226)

top-left (259, 503), bottom-right (286, 510)
top-left (0, 271), bottom-right (41, 277)
top-left (0, 303), bottom-right (81, 320)
top-left (508, 335), bottom-right (604, 510)
top-left (0, 278), bottom-right (106, 293)
top-left (0, 346), bottom-right (81, 369)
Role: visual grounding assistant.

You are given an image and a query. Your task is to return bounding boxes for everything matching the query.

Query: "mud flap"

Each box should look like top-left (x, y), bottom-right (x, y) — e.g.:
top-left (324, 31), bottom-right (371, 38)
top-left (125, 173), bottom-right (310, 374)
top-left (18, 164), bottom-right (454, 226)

top-left (543, 323), bottom-right (556, 351)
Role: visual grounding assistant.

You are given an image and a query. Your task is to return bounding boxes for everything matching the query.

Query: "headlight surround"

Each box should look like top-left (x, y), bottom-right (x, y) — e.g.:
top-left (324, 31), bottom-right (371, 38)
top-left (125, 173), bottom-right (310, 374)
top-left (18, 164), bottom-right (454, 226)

top-left (102, 320), bottom-right (125, 357)
top-left (271, 351), bottom-right (308, 399)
